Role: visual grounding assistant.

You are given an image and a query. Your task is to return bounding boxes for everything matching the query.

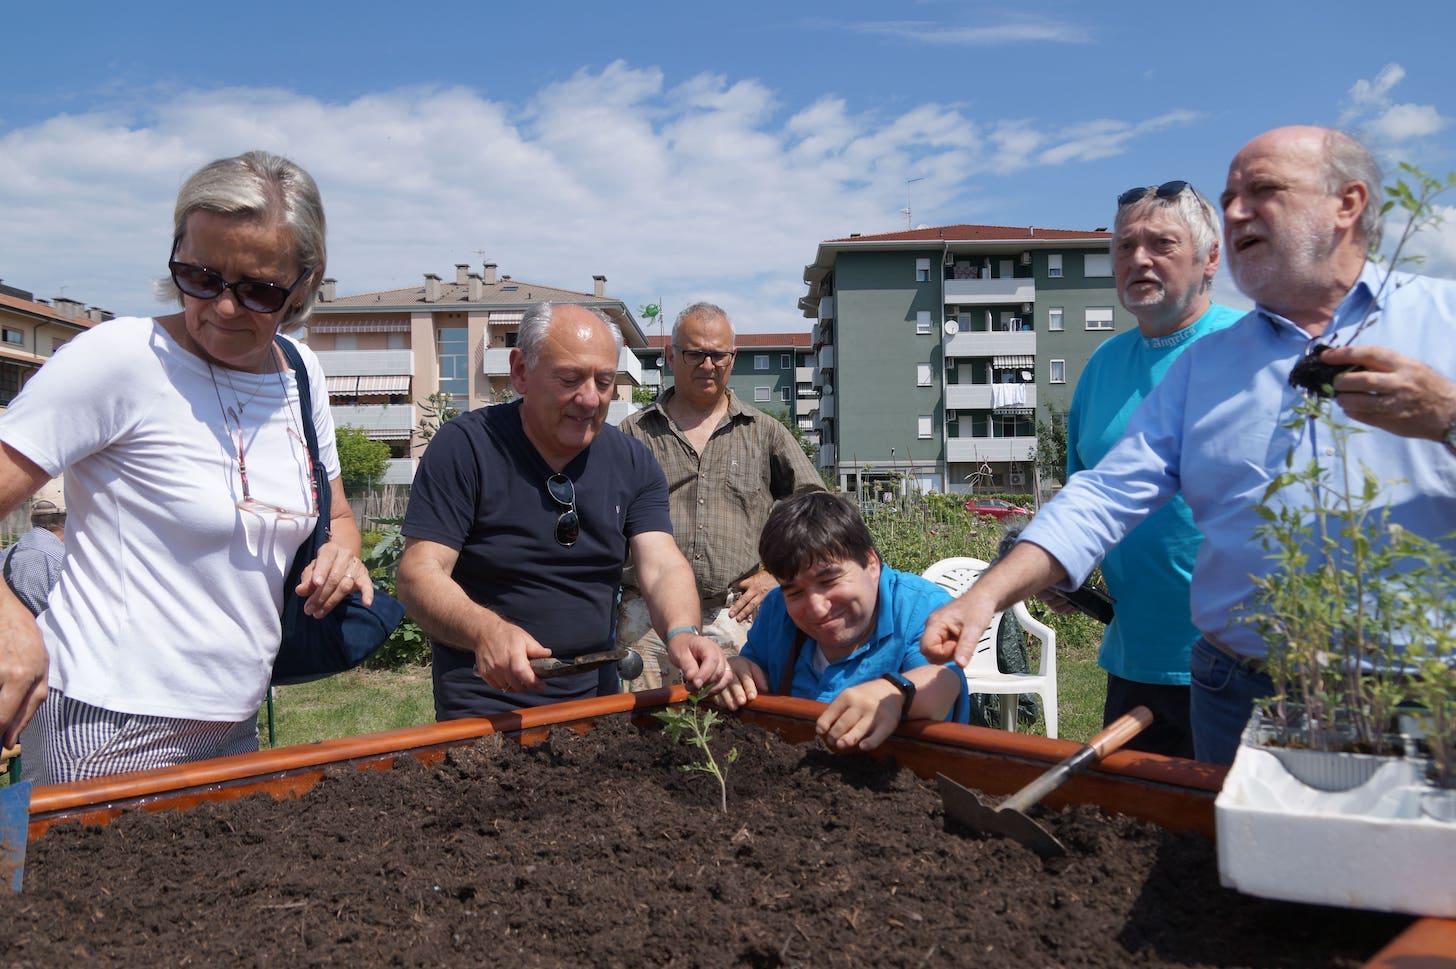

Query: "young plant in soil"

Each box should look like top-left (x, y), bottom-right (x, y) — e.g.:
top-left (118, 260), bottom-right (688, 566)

top-left (1248, 163), bottom-right (1456, 773)
top-left (653, 687), bottom-right (739, 813)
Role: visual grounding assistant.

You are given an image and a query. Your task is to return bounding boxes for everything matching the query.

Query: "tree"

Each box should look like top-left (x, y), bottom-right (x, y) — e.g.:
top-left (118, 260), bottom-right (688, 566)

top-left (414, 391), bottom-right (460, 450)
top-left (336, 426), bottom-right (390, 493)
top-left (767, 407), bottom-right (817, 462)
top-left (632, 385), bottom-right (659, 406)
top-left (1035, 401), bottom-right (1068, 485)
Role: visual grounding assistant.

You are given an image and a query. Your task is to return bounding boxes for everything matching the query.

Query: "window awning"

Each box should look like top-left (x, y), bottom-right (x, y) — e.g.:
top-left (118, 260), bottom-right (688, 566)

top-left (310, 321), bottom-right (410, 333)
top-left (362, 427), bottom-right (412, 441)
top-left (326, 375), bottom-right (411, 396)
top-left (993, 406), bottom-right (1035, 417)
top-left (992, 355), bottom-right (1035, 369)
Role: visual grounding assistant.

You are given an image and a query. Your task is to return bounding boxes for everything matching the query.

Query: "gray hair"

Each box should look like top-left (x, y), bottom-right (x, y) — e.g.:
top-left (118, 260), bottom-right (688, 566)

top-left (156, 150), bottom-right (327, 326)
top-left (671, 301), bottom-right (735, 345)
top-left (1323, 130), bottom-right (1384, 249)
top-left (516, 301), bottom-right (624, 368)
top-left (1114, 185), bottom-right (1222, 263)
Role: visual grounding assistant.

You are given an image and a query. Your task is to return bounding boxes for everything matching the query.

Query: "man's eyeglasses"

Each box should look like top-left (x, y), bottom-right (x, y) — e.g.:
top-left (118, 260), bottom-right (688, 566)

top-left (546, 473), bottom-right (580, 548)
top-left (226, 412), bottom-right (319, 521)
top-left (673, 346), bottom-right (735, 368)
top-left (1117, 180), bottom-right (1198, 208)
top-left (169, 237), bottom-right (310, 315)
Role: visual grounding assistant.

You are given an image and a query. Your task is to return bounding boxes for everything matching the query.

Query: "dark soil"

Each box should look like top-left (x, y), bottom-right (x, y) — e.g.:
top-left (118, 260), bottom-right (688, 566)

top-left (2, 717), bottom-right (1407, 967)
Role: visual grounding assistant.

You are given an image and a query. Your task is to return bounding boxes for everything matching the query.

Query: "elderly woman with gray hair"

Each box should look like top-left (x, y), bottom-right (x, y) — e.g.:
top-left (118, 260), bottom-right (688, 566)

top-left (0, 150), bottom-right (370, 782)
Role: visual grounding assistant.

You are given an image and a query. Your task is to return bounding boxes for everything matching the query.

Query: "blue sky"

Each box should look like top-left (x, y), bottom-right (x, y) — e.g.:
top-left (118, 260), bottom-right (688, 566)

top-left (4, 0), bottom-right (1455, 332)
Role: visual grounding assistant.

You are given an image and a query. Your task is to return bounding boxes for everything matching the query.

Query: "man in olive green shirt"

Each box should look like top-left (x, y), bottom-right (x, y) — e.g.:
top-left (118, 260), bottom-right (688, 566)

top-left (617, 302), bottom-right (823, 689)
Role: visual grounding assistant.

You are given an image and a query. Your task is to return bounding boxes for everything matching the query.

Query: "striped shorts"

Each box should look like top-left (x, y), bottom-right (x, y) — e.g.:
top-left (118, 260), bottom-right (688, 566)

top-left (18, 690), bottom-right (259, 785)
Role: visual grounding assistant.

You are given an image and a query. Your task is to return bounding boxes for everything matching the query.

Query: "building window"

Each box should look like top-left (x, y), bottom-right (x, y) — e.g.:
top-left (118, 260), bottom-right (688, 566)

top-left (915, 258), bottom-right (931, 282)
top-left (387, 332), bottom-right (408, 349)
top-left (916, 363), bottom-right (932, 387)
top-left (1084, 253), bottom-right (1113, 277)
top-left (435, 327), bottom-right (469, 406)
top-left (999, 259), bottom-right (1014, 279)
top-left (1, 328), bottom-right (23, 347)
top-left (917, 416), bottom-right (933, 439)
top-left (780, 353), bottom-right (791, 369)
top-left (798, 417), bottom-right (813, 430)
top-left (916, 310), bottom-right (932, 335)
top-left (1048, 307), bottom-right (1064, 332)
top-left (1048, 254), bottom-right (1063, 278)
top-left (333, 333), bottom-right (359, 350)
top-left (781, 386), bottom-right (792, 403)
top-left (754, 386), bottom-right (771, 402)
top-left (1050, 359), bottom-right (1066, 383)
top-left (1085, 307), bottom-right (1115, 331)
top-left (754, 354), bottom-right (770, 370)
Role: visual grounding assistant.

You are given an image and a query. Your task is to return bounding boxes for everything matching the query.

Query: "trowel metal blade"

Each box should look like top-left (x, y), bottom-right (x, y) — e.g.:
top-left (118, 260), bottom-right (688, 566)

top-left (936, 773), bottom-right (1066, 859)
top-left (0, 779), bottom-right (31, 893)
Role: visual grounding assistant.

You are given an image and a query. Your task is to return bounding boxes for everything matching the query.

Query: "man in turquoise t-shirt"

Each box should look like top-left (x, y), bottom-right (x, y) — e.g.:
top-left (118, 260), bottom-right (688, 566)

top-left (1056, 181), bottom-right (1243, 757)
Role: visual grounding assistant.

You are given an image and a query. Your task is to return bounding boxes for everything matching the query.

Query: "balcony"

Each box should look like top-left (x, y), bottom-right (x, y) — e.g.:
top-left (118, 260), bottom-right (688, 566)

top-left (483, 347), bottom-right (514, 376)
top-left (381, 458), bottom-right (415, 486)
top-left (944, 330), bottom-right (1036, 358)
top-left (796, 365), bottom-right (814, 383)
top-left (606, 399), bottom-right (639, 426)
top-left (331, 404), bottom-right (415, 437)
top-left (314, 349), bottom-right (414, 377)
top-left (943, 277), bottom-right (1035, 306)
top-left (817, 443), bottom-right (837, 469)
top-left (946, 436), bottom-right (1037, 463)
top-left (818, 295), bottom-right (835, 320)
top-left (818, 394), bottom-right (835, 421)
top-left (795, 396), bottom-right (818, 417)
top-left (616, 348), bottom-right (643, 385)
top-left (818, 345), bottom-right (835, 371)
top-left (945, 384), bottom-right (1038, 411)
top-left (641, 368), bottom-right (662, 388)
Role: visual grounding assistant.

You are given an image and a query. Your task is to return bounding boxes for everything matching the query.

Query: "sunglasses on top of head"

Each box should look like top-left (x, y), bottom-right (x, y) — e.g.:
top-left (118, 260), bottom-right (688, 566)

top-left (1116, 180), bottom-right (1198, 208)
top-left (168, 237), bottom-right (310, 315)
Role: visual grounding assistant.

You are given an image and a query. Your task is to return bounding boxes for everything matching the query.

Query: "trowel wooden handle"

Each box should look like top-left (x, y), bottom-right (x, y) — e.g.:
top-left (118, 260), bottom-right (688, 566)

top-left (1088, 706), bottom-right (1154, 759)
top-left (1001, 706), bottom-right (1154, 814)
top-left (0, 745), bottom-right (18, 763)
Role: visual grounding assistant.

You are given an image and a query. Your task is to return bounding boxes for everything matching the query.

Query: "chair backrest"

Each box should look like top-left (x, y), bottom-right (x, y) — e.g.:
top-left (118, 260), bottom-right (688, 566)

top-left (921, 557), bottom-right (1003, 675)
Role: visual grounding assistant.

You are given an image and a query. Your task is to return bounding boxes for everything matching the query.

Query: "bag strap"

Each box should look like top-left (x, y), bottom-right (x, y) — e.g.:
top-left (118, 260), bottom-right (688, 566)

top-left (273, 335), bottom-right (333, 534)
top-left (778, 625), bottom-right (809, 696)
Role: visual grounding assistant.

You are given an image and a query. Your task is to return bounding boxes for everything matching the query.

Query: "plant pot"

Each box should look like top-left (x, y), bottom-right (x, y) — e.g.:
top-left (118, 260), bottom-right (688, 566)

top-left (1217, 710), bottom-right (1456, 918)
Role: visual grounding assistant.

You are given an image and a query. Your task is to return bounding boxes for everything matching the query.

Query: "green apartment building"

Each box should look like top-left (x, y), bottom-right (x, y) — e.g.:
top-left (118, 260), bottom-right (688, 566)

top-left (798, 224), bottom-right (1134, 495)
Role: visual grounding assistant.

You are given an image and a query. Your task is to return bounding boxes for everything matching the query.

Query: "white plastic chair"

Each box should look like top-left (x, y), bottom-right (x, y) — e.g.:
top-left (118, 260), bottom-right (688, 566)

top-left (922, 556), bottom-right (1058, 739)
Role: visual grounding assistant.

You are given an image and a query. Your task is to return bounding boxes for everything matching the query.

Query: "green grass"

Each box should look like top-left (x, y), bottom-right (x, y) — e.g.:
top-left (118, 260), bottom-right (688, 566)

top-left (258, 666), bottom-right (435, 749)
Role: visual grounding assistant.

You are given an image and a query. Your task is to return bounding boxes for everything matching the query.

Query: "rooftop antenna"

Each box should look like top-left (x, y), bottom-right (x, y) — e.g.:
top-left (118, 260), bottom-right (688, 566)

top-left (903, 175), bottom-right (926, 229)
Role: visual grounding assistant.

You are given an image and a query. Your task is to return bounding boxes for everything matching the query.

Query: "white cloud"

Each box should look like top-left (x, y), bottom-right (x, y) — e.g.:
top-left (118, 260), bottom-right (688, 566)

top-left (1339, 63), bottom-right (1448, 147)
top-left (0, 63), bottom-right (1197, 332)
top-left (1390, 204), bottom-right (1456, 281)
top-left (846, 17), bottom-right (1091, 46)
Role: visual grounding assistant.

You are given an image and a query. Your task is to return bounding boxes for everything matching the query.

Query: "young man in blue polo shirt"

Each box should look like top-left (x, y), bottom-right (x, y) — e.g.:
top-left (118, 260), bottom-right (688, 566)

top-left (714, 491), bottom-right (969, 752)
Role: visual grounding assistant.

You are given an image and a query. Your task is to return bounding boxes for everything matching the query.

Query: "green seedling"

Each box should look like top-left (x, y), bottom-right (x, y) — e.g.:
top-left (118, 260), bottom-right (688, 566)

top-left (653, 687), bottom-right (738, 813)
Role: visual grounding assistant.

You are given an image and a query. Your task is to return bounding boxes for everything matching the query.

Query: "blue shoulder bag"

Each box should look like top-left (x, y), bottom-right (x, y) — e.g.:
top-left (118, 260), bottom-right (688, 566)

top-left (272, 336), bottom-right (406, 685)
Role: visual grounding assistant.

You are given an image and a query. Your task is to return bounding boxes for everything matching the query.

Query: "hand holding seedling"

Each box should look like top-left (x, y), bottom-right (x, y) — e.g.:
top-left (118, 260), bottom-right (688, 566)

top-left (1324, 345), bottom-right (1456, 442)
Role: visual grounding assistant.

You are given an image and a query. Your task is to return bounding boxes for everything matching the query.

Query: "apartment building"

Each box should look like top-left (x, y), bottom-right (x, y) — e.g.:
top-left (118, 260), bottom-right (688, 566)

top-left (635, 332), bottom-right (818, 443)
top-left (302, 263), bottom-right (647, 485)
top-left (0, 280), bottom-right (107, 409)
top-left (798, 224), bottom-right (1133, 495)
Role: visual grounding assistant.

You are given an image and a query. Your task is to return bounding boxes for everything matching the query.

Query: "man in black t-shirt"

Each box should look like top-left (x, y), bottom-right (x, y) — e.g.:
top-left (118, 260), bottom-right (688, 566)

top-left (398, 302), bottom-right (729, 719)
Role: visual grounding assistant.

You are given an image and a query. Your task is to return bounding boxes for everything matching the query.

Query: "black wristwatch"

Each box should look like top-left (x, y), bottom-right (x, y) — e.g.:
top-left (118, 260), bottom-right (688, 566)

top-left (880, 671), bottom-right (916, 720)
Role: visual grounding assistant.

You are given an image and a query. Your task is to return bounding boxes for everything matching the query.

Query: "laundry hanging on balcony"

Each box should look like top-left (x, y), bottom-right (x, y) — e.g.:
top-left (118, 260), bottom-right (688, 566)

top-left (991, 383), bottom-right (1029, 411)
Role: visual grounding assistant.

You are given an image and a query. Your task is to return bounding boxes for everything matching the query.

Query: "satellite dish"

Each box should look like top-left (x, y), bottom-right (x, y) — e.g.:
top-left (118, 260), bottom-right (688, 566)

top-left (943, 320), bottom-right (958, 336)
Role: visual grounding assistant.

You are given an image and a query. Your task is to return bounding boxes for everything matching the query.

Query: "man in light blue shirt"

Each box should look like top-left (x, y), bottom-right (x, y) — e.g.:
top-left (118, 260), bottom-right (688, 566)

top-left (1054, 181), bottom-right (1242, 758)
top-left (923, 126), bottom-right (1456, 764)
top-left (714, 491), bottom-right (969, 752)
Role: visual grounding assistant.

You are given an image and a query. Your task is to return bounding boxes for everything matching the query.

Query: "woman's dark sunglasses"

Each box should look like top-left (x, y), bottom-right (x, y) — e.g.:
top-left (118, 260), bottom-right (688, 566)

top-left (1116, 180), bottom-right (1196, 208)
top-left (168, 238), bottom-right (309, 314)
top-left (545, 473), bottom-right (580, 548)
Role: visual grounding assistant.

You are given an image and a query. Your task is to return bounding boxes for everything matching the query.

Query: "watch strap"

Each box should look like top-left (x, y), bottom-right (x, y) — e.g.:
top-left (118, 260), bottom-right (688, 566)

top-left (665, 625), bottom-right (700, 643)
top-left (880, 671), bottom-right (916, 719)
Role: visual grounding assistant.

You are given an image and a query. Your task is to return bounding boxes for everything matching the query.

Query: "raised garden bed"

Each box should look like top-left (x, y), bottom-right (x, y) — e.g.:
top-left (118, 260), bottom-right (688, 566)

top-left (5, 691), bottom-right (1452, 967)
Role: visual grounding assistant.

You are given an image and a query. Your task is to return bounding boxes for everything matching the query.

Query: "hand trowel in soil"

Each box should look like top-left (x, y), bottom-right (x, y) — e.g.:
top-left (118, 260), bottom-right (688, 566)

top-left (937, 705), bottom-right (1153, 858)
top-left (530, 647), bottom-right (633, 679)
top-left (0, 745), bottom-right (30, 893)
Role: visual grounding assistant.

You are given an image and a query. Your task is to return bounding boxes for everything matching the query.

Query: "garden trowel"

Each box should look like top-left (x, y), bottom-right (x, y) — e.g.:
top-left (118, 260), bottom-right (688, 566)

top-left (937, 705), bottom-right (1153, 858)
top-left (530, 647), bottom-right (631, 680)
top-left (0, 745), bottom-right (30, 893)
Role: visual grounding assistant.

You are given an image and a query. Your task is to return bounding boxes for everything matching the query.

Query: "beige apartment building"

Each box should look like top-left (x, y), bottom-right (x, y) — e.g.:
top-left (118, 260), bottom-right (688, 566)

top-left (0, 280), bottom-right (107, 409)
top-left (301, 263), bottom-right (648, 484)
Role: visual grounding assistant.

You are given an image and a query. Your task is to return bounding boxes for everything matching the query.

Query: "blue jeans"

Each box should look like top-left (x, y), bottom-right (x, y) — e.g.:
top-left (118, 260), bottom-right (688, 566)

top-left (1188, 638), bottom-right (1274, 765)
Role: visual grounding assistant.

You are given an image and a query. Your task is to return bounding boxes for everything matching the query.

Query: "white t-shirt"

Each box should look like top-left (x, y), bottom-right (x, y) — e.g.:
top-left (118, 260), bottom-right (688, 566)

top-left (0, 317), bottom-right (341, 720)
